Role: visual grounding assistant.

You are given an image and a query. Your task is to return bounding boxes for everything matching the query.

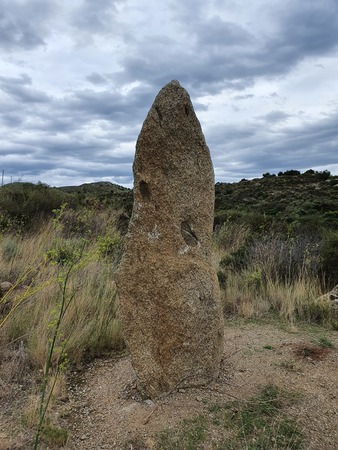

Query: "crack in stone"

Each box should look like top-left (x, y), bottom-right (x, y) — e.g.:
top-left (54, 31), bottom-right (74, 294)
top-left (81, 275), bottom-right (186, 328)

top-left (181, 221), bottom-right (198, 246)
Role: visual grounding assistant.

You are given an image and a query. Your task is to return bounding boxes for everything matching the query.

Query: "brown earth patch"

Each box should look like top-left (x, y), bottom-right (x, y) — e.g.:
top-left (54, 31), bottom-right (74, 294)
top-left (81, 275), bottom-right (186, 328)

top-left (293, 343), bottom-right (332, 361)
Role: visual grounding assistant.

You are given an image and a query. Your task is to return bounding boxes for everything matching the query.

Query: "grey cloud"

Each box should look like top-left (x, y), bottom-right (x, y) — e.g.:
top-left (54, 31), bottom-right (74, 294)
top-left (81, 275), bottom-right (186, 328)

top-left (2, 159), bottom-right (56, 174)
top-left (66, 85), bottom-right (154, 124)
top-left (276, 1), bottom-right (338, 56)
top-left (210, 109), bottom-right (338, 181)
top-left (0, 74), bottom-right (32, 85)
top-left (0, 113), bottom-right (25, 128)
top-left (206, 124), bottom-right (257, 149)
top-left (258, 111), bottom-right (291, 124)
top-left (196, 16), bottom-right (253, 47)
top-left (0, 0), bottom-right (55, 52)
top-left (1, 1), bottom-right (338, 187)
top-left (115, 1), bottom-right (338, 97)
top-left (1, 128), bottom-right (134, 183)
top-left (7, 103), bottom-right (137, 161)
top-left (255, 2), bottom-right (338, 79)
top-left (1, 83), bottom-right (50, 104)
top-left (2, 153), bottom-right (132, 185)
top-left (0, 75), bottom-right (148, 140)
top-left (0, 10), bottom-right (45, 51)
top-left (71, 0), bottom-right (122, 34)
top-left (0, 74), bottom-right (49, 104)
top-left (233, 94), bottom-right (255, 101)
top-left (86, 72), bottom-right (108, 85)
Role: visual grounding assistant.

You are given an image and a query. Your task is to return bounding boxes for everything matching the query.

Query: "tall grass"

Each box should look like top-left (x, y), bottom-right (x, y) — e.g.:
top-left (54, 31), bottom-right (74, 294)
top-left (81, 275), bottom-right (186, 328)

top-left (0, 211), bottom-right (124, 375)
top-left (223, 271), bottom-right (326, 321)
top-left (216, 223), bottom-right (337, 326)
top-left (2, 210), bottom-right (336, 375)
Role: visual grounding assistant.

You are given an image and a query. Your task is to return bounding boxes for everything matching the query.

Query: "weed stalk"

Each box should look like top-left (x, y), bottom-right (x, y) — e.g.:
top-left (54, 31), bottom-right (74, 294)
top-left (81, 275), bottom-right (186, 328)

top-left (33, 248), bottom-right (82, 450)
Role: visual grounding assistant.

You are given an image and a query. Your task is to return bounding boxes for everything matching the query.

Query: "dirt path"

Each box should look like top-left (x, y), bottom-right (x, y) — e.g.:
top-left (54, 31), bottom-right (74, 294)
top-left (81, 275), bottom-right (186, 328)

top-left (58, 321), bottom-right (338, 450)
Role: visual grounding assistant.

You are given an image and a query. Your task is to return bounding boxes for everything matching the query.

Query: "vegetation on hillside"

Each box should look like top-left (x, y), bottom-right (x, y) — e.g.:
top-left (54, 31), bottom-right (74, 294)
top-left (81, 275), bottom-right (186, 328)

top-left (215, 169), bottom-right (338, 233)
top-left (0, 182), bottom-right (77, 232)
top-left (59, 181), bottom-right (133, 213)
top-left (214, 170), bottom-right (338, 290)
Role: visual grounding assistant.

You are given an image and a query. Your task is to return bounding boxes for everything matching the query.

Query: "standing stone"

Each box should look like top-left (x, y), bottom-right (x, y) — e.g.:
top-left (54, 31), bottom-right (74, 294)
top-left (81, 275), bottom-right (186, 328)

top-left (117, 80), bottom-right (224, 398)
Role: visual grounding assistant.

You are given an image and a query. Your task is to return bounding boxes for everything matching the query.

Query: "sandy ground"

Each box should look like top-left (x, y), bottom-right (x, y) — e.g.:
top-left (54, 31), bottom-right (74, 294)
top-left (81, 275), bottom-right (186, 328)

top-left (1, 320), bottom-right (338, 449)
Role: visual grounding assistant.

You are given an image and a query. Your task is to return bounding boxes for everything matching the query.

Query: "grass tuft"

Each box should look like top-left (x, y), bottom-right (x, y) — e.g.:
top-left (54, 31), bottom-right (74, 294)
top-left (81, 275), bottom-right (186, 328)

top-left (41, 425), bottom-right (68, 447)
top-left (213, 384), bottom-right (303, 449)
top-left (155, 415), bottom-right (207, 450)
top-left (154, 384), bottom-right (302, 449)
top-left (314, 336), bottom-right (334, 348)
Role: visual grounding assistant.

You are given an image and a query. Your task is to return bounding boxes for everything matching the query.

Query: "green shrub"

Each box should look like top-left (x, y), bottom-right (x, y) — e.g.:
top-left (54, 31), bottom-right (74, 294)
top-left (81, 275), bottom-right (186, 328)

top-left (1, 237), bottom-right (18, 262)
top-left (221, 233), bottom-right (322, 284)
top-left (220, 245), bottom-right (248, 271)
top-left (97, 233), bottom-right (123, 262)
top-left (301, 301), bottom-right (335, 325)
top-left (41, 426), bottom-right (68, 446)
top-left (0, 182), bottom-right (77, 232)
top-left (45, 239), bottom-right (85, 266)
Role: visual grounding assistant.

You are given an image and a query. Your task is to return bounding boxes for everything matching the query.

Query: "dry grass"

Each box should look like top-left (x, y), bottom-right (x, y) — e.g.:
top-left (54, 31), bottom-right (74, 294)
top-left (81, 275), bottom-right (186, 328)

top-left (0, 209), bottom-right (336, 447)
top-left (215, 224), bottom-right (336, 326)
top-left (222, 271), bottom-right (326, 321)
top-left (0, 215), bottom-right (124, 379)
top-left (1, 214), bottom-right (335, 380)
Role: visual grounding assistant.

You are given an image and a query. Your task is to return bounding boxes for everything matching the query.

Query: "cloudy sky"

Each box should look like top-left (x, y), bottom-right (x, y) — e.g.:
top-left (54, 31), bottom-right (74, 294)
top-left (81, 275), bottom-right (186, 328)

top-left (1, 0), bottom-right (338, 187)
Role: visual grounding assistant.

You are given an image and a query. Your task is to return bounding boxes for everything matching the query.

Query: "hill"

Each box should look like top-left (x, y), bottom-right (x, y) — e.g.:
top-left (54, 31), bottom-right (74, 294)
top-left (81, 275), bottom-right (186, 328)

top-left (58, 181), bottom-right (133, 211)
top-left (215, 170), bottom-right (338, 232)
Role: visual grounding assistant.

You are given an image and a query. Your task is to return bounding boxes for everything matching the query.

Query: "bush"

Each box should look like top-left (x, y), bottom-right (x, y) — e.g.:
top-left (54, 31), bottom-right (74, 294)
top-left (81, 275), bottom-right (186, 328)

top-left (279, 170), bottom-right (301, 177)
top-left (0, 182), bottom-right (77, 232)
top-left (321, 231), bottom-right (338, 288)
top-left (52, 205), bottom-right (121, 239)
top-left (1, 237), bottom-right (18, 262)
top-left (0, 220), bottom-right (124, 370)
top-left (316, 170), bottom-right (331, 181)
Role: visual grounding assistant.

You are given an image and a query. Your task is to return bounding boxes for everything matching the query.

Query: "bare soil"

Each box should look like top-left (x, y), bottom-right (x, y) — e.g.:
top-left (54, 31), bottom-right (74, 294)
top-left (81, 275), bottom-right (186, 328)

top-left (1, 320), bottom-right (338, 449)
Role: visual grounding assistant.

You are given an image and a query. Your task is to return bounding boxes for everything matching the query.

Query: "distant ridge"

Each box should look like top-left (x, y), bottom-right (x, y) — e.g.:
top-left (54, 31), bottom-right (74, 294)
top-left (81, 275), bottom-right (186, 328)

top-left (58, 181), bottom-right (130, 194)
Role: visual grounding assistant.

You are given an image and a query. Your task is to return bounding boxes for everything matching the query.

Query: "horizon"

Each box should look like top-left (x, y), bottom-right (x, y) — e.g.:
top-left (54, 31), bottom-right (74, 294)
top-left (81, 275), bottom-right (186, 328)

top-left (1, 167), bottom-right (336, 190)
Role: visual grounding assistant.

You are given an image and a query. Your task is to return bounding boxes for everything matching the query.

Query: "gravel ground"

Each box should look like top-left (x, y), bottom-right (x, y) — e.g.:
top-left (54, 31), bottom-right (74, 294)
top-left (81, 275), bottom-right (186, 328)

top-left (62, 321), bottom-right (338, 450)
top-left (1, 320), bottom-right (337, 449)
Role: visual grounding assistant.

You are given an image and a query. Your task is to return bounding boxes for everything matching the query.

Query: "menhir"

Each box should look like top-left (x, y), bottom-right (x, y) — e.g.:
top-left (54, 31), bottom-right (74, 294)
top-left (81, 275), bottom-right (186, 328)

top-left (117, 80), bottom-right (224, 398)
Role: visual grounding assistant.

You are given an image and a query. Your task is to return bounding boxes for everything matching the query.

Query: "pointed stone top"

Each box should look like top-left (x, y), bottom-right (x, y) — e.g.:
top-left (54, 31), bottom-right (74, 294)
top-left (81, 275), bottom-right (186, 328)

top-left (134, 77), bottom-right (214, 230)
top-left (154, 80), bottom-right (187, 102)
top-left (147, 79), bottom-right (194, 127)
top-left (169, 79), bottom-right (181, 86)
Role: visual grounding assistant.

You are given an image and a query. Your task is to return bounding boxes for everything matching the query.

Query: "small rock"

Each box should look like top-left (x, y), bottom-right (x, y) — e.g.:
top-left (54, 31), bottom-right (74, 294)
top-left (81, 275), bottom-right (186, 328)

top-left (145, 399), bottom-right (154, 406)
top-left (1, 281), bottom-right (13, 292)
top-left (316, 285), bottom-right (338, 309)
